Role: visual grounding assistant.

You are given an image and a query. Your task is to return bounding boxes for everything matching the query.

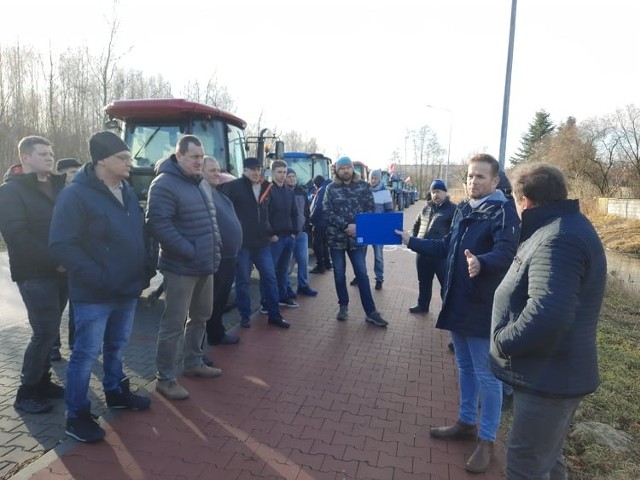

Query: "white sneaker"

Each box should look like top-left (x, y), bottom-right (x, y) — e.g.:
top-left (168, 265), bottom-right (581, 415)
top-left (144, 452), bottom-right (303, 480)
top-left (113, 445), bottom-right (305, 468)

top-left (156, 380), bottom-right (189, 400)
top-left (183, 365), bottom-right (222, 378)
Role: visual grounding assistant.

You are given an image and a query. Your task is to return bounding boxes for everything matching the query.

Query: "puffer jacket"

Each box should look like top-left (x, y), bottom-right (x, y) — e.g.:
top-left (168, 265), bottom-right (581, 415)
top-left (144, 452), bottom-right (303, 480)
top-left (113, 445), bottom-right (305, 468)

top-left (323, 173), bottom-right (374, 249)
top-left (0, 165), bottom-right (67, 282)
top-left (49, 163), bottom-right (152, 302)
top-left (413, 197), bottom-right (457, 239)
top-left (490, 200), bottom-right (606, 397)
top-left (146, 155), bottom-right (221, 276)
top-left (407, 189), bottom-right (520, 337)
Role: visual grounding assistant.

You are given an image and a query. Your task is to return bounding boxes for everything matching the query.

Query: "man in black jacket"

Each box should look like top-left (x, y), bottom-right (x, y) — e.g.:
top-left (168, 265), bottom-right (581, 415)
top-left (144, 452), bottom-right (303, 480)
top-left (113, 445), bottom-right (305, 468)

top-left (409, 179), bottom-right (456, 314)
top-left (0, 136), bottom-right (66, 414)
top-left (490, 163), bottom-right (606, 479)
top-left (221, 157), bottom-right (289, 329)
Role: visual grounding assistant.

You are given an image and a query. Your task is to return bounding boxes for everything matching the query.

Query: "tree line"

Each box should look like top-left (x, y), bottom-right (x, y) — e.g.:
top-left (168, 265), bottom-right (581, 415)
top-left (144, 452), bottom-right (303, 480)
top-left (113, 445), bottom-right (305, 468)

top-left (0, 35), bottom-right (319, 174)
top-left (510, 107), bottom-right (640, 198)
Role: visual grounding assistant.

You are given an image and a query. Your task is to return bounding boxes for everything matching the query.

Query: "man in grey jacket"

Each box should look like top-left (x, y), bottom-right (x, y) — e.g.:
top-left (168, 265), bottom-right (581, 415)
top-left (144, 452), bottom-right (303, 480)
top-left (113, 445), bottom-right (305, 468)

top-left (146, 135), bottom-right (222, 401)
top-left (490, 163), bottom-right (606, 479)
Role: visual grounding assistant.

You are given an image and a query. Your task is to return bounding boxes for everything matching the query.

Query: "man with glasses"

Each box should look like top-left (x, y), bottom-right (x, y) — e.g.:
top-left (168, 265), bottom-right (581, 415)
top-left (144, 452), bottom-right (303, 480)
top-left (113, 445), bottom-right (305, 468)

top-left (50, 131), bottom-right (154, 442)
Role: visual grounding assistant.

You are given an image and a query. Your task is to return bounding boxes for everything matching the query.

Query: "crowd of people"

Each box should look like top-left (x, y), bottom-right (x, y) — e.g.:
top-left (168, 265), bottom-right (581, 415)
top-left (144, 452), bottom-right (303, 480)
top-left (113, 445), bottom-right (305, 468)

top-left (0, 133), bottom-right (607, 479)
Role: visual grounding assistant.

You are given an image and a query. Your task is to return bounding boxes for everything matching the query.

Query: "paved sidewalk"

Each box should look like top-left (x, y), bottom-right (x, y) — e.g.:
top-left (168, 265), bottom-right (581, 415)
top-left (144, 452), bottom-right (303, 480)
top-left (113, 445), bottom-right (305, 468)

top-left (2, 201), bottom-right (506, 479)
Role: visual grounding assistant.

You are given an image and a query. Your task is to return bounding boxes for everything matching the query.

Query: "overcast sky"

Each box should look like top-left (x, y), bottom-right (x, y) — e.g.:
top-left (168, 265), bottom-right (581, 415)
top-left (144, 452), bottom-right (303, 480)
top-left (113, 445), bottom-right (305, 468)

top-left (2, 0), bottom-right (639, 170)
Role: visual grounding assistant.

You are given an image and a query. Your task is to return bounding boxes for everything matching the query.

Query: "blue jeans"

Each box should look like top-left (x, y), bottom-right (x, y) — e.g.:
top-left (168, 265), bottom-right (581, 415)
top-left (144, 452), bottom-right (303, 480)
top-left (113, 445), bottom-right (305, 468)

top-left (236, 245), bottom-right (280, 318)
top-left (371, 245), bottom-right (384, 282)
top-left (330, 246), bottom-right (376, 315)
top-left (292, 231), bottom-right (310, 289)
top-left (507, 391), bottom-right (582, 480)
top-left (451, 332), bottom-right (503, 441)
top-left (65, 299), bottom-right (137, 419)
top-left (269, 235), bottom-right (294, 300)
top-left (17, 277), bottom-right (67, 386)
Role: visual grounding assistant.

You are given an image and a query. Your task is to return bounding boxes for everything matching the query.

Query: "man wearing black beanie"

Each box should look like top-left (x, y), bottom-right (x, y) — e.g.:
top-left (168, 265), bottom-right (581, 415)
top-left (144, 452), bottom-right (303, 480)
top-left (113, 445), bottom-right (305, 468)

top-left (50, 131), bottom-right (153, 443)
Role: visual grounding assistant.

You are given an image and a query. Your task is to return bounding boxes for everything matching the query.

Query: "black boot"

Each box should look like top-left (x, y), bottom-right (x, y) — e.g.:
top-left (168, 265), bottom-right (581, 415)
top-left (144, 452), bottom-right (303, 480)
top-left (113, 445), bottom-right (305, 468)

top-left (14, 384), bottom-right (53, 414)
top-left (38, 371), bottom-right (64, 399)
top-left (105, 378), bottom-right (151, 411)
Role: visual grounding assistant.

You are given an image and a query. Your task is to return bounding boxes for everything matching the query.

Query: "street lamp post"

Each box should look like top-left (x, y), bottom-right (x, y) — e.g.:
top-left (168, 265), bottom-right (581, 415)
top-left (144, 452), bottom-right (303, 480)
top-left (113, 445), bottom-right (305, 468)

top-left (425, 104), bottom-right (453, 185)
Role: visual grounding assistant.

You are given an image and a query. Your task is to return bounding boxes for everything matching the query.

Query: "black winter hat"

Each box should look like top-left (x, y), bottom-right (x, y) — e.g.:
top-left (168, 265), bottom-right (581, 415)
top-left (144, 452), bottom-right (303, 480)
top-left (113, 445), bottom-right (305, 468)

top-left (89, 131), bottom-right (130, 164)
top-left (56, 158), bottom-right (82, 172)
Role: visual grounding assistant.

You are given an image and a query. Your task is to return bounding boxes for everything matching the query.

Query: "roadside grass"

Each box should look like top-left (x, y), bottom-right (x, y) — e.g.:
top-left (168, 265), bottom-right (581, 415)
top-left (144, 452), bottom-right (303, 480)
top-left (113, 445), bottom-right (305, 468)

top-left (562, 277), bottom-right (640, 479)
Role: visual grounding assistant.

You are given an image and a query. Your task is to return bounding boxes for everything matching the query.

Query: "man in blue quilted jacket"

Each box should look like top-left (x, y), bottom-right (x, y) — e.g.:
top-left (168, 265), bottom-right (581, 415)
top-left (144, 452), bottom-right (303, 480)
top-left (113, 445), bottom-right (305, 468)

top-left (50, 131), bottom-right (153, 442)
top-left (491, 163), bottom-right (606, 479)
top-left (146, 135), bottom-right (222, 401)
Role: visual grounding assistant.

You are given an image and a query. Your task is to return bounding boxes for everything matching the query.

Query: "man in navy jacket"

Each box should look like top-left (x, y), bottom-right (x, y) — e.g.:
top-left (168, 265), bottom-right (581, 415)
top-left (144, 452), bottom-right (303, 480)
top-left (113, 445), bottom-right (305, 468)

top-left (398, 154), bottom-right (520, 473)
top-left (491, 163), bottom-right (606, 479)
top-left (221, 157), bottom-right (289, 329)
top-left (50, 131), bottom-right (152, 442)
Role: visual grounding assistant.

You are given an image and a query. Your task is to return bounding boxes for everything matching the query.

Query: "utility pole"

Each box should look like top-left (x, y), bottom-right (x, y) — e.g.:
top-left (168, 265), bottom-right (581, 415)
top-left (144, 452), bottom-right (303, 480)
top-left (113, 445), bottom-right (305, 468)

top-left (498, 0), bottom-right (518, 170)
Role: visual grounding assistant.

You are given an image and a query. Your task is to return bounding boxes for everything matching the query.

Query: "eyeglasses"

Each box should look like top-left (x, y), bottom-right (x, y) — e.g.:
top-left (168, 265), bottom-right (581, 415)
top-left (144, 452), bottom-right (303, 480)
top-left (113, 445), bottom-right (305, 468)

top-left (113, 154), bottom-right (133, 162)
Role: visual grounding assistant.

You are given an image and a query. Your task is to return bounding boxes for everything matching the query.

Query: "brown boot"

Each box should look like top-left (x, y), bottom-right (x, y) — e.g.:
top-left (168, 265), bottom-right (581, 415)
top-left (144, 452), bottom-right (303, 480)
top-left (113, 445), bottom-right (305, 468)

top-left (465, 439), bottom-right (494, 473)
top-left (429, 419), bottom-right (477, 440)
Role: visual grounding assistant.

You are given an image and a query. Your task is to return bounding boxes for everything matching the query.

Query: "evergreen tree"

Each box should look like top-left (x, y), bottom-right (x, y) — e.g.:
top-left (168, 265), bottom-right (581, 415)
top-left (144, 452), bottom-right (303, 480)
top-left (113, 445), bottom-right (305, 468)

top-left (510, 110), bottom-right (555, 166)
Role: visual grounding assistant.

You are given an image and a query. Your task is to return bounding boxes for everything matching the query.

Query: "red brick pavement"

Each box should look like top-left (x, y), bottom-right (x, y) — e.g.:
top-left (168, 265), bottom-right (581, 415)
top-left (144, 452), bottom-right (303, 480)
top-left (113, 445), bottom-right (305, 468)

top-left (21, 203), bottom-right (506, 479)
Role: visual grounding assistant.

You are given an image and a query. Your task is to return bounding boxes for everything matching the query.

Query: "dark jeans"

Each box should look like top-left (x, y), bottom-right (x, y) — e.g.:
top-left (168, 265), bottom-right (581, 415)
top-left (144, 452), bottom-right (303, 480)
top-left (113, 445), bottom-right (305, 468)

top-left (206, 257), bottom-right (236, 343)
top-left (312, 225), bottom-right (331, 268)
top-left (54, 302), bottom-right (75, 350)
top-left (330, 246), bottom-right (376, 315)
top-left (236, 245), bottom-right (280, 318)
top-left (415, 254), bottom-right (446, 310)
top-left (17, 277), bottom-right (68, 386)
top-left (507, 390), bottom-right (583, 479)
top-left (269, 235), bottom-right (295, 301)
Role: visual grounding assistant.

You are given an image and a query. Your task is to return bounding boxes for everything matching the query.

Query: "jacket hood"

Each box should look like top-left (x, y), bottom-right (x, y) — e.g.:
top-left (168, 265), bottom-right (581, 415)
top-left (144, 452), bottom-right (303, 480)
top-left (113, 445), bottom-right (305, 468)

top-left (2, 164), bottom-right (24, 182)
top-left (156, 154), bottom-right (202, 184)
top-left (331, 172), bottom-right (361, 185)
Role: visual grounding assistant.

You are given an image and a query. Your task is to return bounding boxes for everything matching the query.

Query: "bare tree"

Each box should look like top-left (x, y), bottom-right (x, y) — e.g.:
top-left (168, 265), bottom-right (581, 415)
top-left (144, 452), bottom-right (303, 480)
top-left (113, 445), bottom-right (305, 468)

top-left (614, 105), bottom-right (640, 185)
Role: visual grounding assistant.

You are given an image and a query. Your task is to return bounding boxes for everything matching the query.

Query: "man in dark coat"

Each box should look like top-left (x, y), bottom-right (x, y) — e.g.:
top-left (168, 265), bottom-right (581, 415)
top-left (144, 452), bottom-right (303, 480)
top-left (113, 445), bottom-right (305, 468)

top-left (0, 136), bottom-right (67, 414)
top-left (50, 131), bottom-right (153, 442)
top-left (220, 157), bottom-right (289, 329)
top-left (490, 163), bottom-right (606, 479)
top-left (309, 175), bottom-right (332, 273)
top-left (202, 156), bottom-right (242, 346)
top-left (409, 178), bottom-right (456, 313)
top-left (398, 154), bottom-right (520, 473)
top-left (146, 135), bottom-right (223, 402)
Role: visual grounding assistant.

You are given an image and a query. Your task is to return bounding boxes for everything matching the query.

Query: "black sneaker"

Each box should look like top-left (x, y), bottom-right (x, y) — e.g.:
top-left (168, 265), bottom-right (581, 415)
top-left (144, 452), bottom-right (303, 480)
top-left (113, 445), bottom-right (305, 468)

top-left (105, 378), bottom-right (151, 411)
top-left (14, 385), bottom-right (53, 414)
top-left (365, 311), bottom-right (388, 327)
top-left (349, 277), bottom-right (358, 286)
top-left (309, 265), bottom-right (325, 274)
top-left (375, 280), bottom-right (383, 290)
top-left (38, 372), bottom-right (64, 399)
top-left (14, 396), bottom-right (53, 414)
top-left (279, 298), bottom-right (299, 308)
top-left (66, 412), bottom-right (105, 443)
